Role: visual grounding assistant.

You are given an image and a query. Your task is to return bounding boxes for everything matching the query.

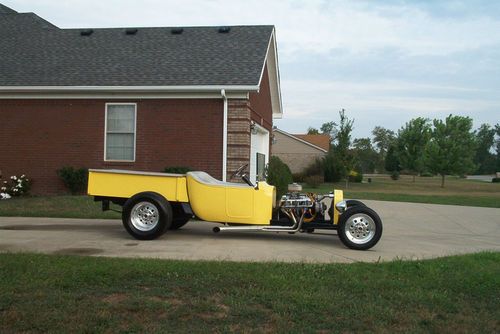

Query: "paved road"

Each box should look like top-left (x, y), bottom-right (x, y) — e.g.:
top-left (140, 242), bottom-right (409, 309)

top-left (0, 200), bottom-right (499, 263)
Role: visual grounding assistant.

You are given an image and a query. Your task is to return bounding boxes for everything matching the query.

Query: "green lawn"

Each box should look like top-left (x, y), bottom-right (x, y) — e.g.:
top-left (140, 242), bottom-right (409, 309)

top-left (0, 195), bottom-right (120, 219)
top-left (0, 252), bottom-right (498, 333)
top-left (303, 174), bottom-right (500, 208)
top-left (0, 175), bottom-right (498, 220)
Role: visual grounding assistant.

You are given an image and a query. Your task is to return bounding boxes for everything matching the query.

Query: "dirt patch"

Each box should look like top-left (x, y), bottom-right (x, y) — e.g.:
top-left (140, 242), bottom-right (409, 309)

top-left (198, 295), bottom-right (230, 320)
top-left (148, 296), bottom-right (184, 306)
top-left (101, 293), bottom-right (128, 304)
top-left (125, 243), bottom-right (139, 246)
top-left (53, 248), bottom-right (103, 256)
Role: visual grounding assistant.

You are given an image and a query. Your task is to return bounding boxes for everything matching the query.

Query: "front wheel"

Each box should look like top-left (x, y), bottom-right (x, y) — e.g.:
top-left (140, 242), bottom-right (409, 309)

top-left (122, 192), bottom-right (173, 240)
top-left (337, 206), bottom-right (382, 250)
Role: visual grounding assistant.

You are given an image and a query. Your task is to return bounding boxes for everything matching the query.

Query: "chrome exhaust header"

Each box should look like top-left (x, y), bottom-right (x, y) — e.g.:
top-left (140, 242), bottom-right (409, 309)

top-left (213, 210), bottom-right (306, 234)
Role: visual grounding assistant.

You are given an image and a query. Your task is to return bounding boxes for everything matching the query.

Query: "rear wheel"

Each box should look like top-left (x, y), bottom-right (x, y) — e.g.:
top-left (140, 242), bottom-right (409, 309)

top-left (337, 206), bottom-right (382, 250)
top-left (122, 192), bottom-right (172, 240)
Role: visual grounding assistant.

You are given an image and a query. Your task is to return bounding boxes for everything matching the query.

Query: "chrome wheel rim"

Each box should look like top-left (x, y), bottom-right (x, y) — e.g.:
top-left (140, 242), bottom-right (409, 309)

top-left (130, 201), bottom-right (160, 231)
top-left (345, 214), bottom-right (376, 244)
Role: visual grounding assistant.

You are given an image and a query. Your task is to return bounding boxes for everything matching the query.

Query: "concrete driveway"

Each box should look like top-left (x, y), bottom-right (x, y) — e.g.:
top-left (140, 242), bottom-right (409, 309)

top-left (0, 200), bottom-right (499, 263)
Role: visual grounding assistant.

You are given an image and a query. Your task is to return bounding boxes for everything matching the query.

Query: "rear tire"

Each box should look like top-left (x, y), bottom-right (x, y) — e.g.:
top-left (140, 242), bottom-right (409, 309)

top-left (122, 192), bottom-right (172, 240)
top-left (337, 206), bottom-right (382, 250)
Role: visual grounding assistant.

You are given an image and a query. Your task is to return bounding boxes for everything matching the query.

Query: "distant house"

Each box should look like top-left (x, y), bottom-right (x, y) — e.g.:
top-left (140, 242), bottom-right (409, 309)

top-left (272, 129), bottom-right (329, 174)
top-left (0, 3), bottom-right (282, 194)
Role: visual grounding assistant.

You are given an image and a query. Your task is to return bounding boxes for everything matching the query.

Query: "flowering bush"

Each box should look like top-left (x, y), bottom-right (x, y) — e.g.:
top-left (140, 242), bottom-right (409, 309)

top-left (0, 174), bottom-right (31, 199)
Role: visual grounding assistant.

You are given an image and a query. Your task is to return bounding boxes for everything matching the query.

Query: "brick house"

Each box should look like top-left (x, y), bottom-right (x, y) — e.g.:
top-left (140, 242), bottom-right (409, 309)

top-left (272, 129), bottom-right (329, 174)
top-left (0, 3), bottom-right (282, 194)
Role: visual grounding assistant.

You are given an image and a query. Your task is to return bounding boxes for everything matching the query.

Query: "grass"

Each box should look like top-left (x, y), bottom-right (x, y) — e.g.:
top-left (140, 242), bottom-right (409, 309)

top-left (0, 195), bottom-right (120, 219)
top-left (0, 252), bottom-right (498, 333)
top-left (303, 174), bottom-right (500, 208)
top-left (0, 175), bottom-right (498, 220)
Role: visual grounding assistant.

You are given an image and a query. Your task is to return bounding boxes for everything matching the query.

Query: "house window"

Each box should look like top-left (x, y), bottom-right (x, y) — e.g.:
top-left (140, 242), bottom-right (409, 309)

top-left (256, 152), bottom-right (266, 181)
top-left (105, 103), bottom-right (136, 161)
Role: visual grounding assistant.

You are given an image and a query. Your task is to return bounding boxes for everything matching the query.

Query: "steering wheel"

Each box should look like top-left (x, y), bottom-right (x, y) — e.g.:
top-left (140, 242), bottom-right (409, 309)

top-left (230, 163), bottom-right (249, 180)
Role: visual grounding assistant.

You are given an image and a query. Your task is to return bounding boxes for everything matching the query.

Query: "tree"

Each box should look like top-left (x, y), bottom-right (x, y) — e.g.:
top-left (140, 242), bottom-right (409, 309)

top-left (323, 151), bottom-right (342, 182)
top-left (371, 126), bottom-right (395, 172)
top-left (352, 137), bottom-right (377, 173)
top-left (496, 124), bottom-right (500, 172)
top-left (307, 122), bottom-right (337, 141)
top-left (320, 121), bottom-right (337, 142)
top-left (334, 109), bottom-right (355, 187)
top-left (307, 127), bottom-right (319, 135)
top-left (385, 144), bottom-right (401, 173)
top-left (473, 124), bottom-right (496, 174)
top-left (397, 117), bottom-right (431, 181)
top-left (426, 115), bottom-right (476, 188)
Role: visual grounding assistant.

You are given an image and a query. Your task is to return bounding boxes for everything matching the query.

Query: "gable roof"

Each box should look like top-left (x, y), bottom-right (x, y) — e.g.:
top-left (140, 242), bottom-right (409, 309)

top-left (0, 3), bottom-right (16, 14)
top-left (294, 134), bottom-right (330, 151)
top-left (274, 129), bottom-right (329, 153)
top-left (0, 20), bottom-right (273, 87)
top-left (0, 3), bottom-right (283, 117)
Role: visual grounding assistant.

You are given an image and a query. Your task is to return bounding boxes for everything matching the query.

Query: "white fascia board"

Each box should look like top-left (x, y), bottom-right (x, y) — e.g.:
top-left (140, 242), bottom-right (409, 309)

top-left (0, 85), bottom-right (259, 93)
top-left (0, 91), bottom-right (249, 99)
top-left (275, 128), bottom-right (328, 153)
top-left (258, 28), bottom-right (283, 120)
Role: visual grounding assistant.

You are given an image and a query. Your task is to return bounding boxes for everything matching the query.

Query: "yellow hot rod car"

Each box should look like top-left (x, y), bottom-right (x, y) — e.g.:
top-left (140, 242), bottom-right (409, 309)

top-left (88, 165), bottom-right (382, 250)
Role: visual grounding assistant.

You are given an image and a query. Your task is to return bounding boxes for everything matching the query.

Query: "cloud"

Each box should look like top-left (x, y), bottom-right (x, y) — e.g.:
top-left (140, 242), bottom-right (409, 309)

top-left (277, 78), bottom-right (500, 137)
top-left (7, 0), bottom-right (500, 58)
top-left (5, 0), bottom-right (499, 138)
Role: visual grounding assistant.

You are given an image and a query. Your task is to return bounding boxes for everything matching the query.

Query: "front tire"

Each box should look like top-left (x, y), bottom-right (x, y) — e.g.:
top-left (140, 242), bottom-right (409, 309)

top-left (337, 206), bottom-right (382, 250)
top-left (122, 192), bottom-right (173, 240)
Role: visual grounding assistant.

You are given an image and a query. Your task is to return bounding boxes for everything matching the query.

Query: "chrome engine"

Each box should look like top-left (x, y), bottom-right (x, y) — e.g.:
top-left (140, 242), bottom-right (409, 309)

top-left (278, 183), bottom-right (331, 223)
top-left (213, 183), bottom-right (334, 235)
top-left (279, 192), bottom-right (314, 209)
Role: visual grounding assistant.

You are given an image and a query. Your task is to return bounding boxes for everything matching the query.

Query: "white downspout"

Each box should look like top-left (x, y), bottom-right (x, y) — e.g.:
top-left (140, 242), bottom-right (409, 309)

top-left (221, 89), bottom-right (228, 182)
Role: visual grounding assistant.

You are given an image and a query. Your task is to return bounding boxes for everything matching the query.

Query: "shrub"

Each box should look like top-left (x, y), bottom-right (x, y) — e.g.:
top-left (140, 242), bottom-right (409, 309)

top-left (323, 153), bottom-right (342, 182)
top-left (164, 166), bottom-right (191, 174)
top-left (292, 172), bottom-right (305, 183)
top-left (294, 158), bottom-right (324, 184)
top-left (266, 156), bottom-right (293, 197)
top-left (348, 170), bottom-right (363, 183)
top-left (492, 177), bottom-right (500, 183)
top-left (303, 158), bottom-right (324, 177)
top-left (305, 175), bottom-right (323, 188)
top-left (420, 171), bottom-right (434, 177)
top-left (1, 174), bottom-right (31, 199)
top-left (57, 167), bottom-right (88, 194)
top-left (390, 171), bottom-right (400, 180)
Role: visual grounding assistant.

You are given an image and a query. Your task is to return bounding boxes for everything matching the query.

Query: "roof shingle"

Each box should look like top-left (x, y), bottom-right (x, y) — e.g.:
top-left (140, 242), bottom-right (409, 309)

top-left (0, 5), bottom-right (273, 87)
top-left (294, 134), bottom-right (331, 151)
top-left (0, 3), bottom-right (16, 14)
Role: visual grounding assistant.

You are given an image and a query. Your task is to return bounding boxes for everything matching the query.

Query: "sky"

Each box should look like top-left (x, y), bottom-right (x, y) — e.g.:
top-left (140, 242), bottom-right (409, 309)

top-left (4, 0), bottom-right (500, 139)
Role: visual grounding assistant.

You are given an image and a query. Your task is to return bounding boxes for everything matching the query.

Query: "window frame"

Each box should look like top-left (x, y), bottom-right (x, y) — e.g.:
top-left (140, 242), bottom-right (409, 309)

top-left (104, 102), bottom-right (137, 162)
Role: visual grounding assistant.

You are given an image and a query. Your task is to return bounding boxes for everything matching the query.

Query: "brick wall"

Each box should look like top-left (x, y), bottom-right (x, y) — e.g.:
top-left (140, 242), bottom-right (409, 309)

top-left (0, 99), bottom-right (223, 194)
top-left (226, 99), bottom-right (251, 181)
top-left (249, 64), bottom-right (273, 133)
top-left (225, 65), bottom-right (274, 181)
